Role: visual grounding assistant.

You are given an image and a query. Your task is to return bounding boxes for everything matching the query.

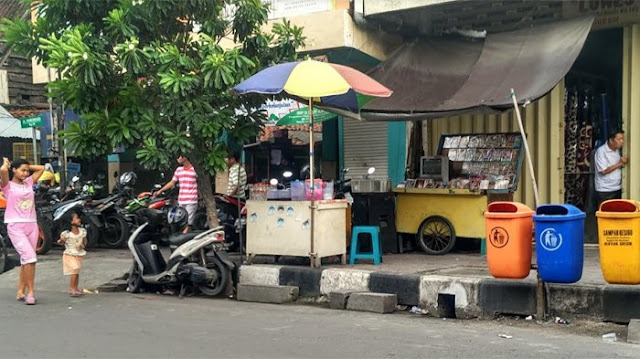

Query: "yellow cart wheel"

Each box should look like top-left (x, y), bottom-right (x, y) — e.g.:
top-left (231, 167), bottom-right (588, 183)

top-left (417, 216), bottom-right (456, 255)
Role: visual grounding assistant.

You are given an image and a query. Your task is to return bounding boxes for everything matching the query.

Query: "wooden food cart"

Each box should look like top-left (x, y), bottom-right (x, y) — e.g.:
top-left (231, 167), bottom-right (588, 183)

top-left (395, 132), bottom-right (524, 254)
top-left (246, 200), bottom-right (348, 267)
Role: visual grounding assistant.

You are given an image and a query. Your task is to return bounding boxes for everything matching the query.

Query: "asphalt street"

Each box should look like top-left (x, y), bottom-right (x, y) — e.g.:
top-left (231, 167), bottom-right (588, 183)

top-left (0, 289), bottom-right (638, 359)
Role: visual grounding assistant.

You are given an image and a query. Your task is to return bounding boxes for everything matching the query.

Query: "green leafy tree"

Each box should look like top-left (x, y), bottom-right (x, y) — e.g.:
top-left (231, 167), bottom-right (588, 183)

top-left (1, 0), bottom-right (305, 226)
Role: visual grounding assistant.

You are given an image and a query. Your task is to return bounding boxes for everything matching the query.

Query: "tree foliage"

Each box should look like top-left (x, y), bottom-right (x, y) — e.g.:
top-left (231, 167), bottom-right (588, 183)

top-left (1, 0), bottom-right (305, 173)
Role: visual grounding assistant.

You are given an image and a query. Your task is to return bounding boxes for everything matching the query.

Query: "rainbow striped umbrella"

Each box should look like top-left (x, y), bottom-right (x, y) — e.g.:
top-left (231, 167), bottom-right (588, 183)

top-left (234, 60), bottom-right (392, 266)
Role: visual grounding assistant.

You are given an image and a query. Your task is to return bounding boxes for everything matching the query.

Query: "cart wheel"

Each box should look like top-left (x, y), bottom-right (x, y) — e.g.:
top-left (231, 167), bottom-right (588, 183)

top-left (417, 216), bottom-right (456, 255)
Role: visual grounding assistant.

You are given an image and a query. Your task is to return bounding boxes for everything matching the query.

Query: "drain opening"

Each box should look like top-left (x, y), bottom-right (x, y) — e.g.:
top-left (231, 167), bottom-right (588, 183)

top-left (437, 293), bottom-right (457, 318)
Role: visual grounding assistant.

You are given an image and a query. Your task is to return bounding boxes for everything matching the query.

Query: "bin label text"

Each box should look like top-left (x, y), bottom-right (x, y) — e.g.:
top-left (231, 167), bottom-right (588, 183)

top-left (490, 227), bottom-right (509, 248)
top-left (602, 228), bottom-right (633, 247)
top-left (539, 228), bottom-right (563, 251)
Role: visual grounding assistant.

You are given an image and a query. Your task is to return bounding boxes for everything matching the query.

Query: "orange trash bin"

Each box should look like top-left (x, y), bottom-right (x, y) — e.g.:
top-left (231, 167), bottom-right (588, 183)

top-left (484, 202), bottom-right (534, 279)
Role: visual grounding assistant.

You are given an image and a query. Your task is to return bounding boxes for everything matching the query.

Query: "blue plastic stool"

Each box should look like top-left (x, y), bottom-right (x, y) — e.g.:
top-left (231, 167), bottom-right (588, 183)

top-left (349, 226), bottom-right (382, 265)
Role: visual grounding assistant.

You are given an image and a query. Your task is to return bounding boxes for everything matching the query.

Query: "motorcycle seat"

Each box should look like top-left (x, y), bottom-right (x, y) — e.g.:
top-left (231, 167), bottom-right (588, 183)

top-left (168, 232), bottom-right (199, 246)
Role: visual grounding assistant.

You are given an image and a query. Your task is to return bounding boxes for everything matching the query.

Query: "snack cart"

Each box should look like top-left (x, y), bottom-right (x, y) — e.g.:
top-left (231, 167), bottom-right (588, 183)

top-left (394, 132), bottom-right (525, 254)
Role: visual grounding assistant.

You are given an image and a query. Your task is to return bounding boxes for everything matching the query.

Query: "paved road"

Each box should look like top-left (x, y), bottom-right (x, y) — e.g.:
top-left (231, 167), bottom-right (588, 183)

top-left (0, 289), bottom-right (637, 359)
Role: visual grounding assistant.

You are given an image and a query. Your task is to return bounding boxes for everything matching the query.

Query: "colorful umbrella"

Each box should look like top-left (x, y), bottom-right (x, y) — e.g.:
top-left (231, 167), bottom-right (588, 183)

top-left (276, 106), bottom-right (336, 126)
top-left (234, 59), bottom-right (392, 267)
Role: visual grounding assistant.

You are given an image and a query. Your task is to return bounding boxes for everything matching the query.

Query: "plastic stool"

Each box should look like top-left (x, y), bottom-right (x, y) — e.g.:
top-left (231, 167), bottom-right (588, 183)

top-left (349, 226), bottom-right (382, 265)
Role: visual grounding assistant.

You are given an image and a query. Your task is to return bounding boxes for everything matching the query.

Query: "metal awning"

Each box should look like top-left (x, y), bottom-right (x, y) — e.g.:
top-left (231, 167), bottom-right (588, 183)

top-left (361, 16), bottom-right (594, 121)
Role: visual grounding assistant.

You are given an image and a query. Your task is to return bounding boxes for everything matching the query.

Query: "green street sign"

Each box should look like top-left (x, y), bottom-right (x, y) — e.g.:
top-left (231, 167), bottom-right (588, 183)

top-left (20, 115), bottom-right (44, 128)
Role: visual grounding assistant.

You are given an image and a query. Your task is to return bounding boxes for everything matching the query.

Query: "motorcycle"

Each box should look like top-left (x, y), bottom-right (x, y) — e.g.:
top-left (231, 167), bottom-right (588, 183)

top-left (126, 206), bottom-right (234, 297)
top-left (81, 172), bottom-right (136, 248)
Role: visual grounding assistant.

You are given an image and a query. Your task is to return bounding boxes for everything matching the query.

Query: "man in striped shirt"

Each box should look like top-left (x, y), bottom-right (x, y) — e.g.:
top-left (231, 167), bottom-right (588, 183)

top-left (154, 155), bottom-right (198, 233)
top-left (226, 152), bottom-right (247, 198)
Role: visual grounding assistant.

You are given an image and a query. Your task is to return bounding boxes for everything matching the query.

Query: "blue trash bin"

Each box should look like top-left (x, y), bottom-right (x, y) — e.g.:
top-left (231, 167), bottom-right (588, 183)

top-left (533, 204), bottom-right (586, 283)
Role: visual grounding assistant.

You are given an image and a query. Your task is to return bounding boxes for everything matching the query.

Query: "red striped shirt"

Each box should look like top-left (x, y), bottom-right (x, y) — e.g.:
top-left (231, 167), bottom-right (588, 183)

top-left (172, 166), bottom-right (198, 204)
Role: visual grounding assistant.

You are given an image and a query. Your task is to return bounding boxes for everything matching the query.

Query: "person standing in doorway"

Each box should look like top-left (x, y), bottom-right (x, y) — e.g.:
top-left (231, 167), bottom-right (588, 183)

top-left (226, 152), bottom-right (247, 198)
top-left (154, 155), bottom-right (198, 233)
top-left (594, 130), bottom-right (627, 209)
top-left (1, 158), bottom-right (45, 305)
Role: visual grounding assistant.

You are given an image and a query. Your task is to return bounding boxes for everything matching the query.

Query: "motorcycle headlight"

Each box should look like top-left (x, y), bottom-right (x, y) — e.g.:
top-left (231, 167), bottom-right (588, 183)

top-left (83, 185), bottom-right (89, 192)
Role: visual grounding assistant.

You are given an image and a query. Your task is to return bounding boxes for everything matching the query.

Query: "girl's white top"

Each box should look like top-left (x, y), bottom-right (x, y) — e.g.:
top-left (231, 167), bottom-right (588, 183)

top-left (61, 228), bottom-right (87, 256)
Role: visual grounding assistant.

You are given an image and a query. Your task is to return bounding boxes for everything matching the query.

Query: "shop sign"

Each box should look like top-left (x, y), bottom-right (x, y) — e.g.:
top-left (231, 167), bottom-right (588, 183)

top-left (563, 0), bottom-right (640, 29)
top-left (263, 0), bottom-right (334, 20)
top-left (601, 228), bottom-right (634, 246)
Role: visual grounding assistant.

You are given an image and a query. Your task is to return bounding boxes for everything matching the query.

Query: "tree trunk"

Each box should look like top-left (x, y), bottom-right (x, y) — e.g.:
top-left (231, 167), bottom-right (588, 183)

top-left (189, 154), bottom-right (220, 228)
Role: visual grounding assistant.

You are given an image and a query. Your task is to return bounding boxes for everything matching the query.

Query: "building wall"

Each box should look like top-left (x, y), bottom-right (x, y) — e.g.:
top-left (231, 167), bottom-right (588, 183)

top-left (427, 82), bottom-right (565, 209)
top-left (2, 53), bottom-right (47, 105)
top-left (622, 23), bottom-right (640, 200)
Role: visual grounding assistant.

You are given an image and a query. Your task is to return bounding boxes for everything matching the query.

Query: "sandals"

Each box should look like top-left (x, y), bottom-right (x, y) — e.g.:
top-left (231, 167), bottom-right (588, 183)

top-left (17, 295), bottom-right (25, 302)
top-left (69, 290), bottom-right (84, 297)
top-left (24, 295), bottom-right (36, 305)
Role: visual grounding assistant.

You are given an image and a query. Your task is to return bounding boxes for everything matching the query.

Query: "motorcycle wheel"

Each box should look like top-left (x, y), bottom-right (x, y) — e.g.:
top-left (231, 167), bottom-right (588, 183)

top-left (85, 223), bottom-right (100, 249)
top-left (198, 256), bottom-right (229, 297)
top-left (127, 263), bottom-right (144, 293)
top-left (102, 214), bottom-right (130, 248)
top-left (36, 214), bottom-right (53, 255)
top-left (0, 236), bottom-right (7, 273)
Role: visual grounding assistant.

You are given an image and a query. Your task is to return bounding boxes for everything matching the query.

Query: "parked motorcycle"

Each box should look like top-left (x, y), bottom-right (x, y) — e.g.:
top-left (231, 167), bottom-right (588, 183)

top-left (126, 207), bottom-right (234, 297)
top-left (191, 194), bottom-right (246, 252)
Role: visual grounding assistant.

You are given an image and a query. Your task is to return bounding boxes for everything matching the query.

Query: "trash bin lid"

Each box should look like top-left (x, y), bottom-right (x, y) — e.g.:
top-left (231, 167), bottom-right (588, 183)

top-left (533, 204), bottom-right (586, 222)
top-left (484, 201), bottom-right (534, 219)
top-left (596, 199), bottom-right (640, 219)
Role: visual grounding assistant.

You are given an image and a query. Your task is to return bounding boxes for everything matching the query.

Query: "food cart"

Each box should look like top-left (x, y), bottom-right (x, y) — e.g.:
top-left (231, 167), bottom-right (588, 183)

top-left (245, 198), bottom-right (348, 267)
top-left (394, 132), bottom-right (525, 254)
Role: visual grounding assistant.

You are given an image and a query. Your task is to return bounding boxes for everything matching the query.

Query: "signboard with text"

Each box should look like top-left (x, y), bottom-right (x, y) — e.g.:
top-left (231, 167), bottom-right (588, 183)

top-left (563, 0), bottom-right (640, 29)
top-left (20, 115), bottom-right (44, 128)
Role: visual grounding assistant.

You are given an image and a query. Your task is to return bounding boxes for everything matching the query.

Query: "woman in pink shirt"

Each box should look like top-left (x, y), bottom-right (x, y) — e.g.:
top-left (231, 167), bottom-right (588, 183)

top-left (1, 157), bottom-right (44, 305)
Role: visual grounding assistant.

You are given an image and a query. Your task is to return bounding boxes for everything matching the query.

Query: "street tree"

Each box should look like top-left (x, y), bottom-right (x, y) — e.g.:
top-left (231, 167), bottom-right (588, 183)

top-left (1, 0), bottom-right (305, 227)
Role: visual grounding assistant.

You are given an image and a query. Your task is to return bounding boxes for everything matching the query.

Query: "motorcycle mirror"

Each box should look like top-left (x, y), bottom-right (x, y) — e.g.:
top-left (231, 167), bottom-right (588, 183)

top-left (283, 171), bottom-right (293, 178)
top-left (367, 167), bottom-right (376, 175)
top-left (270, 178), bottom-right (278, 186)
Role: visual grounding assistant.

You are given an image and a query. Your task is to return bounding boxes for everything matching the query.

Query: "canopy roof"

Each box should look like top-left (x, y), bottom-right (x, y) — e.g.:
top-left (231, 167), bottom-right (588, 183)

top-left (362, 16), bottom-right (594, 121)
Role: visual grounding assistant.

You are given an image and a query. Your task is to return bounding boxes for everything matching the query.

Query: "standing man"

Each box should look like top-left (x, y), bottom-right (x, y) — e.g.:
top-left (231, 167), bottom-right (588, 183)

top-left (226, 152), bottom-right (247, 198)
top-left (594, 130), bottom-right (627, 209)
top-left (154, 155), bottom-right (198, 233)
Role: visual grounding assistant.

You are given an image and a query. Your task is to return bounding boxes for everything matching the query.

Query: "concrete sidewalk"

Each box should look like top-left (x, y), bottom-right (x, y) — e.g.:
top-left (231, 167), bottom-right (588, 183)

top-left (238, 246), bottom-right (640, 323)
top-left (0, 247), bottom-right (131, 293)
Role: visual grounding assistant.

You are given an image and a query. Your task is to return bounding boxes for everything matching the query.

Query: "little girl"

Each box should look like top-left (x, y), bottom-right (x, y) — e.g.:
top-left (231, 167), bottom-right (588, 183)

top-left (57, 211), bottom-right (87, 297)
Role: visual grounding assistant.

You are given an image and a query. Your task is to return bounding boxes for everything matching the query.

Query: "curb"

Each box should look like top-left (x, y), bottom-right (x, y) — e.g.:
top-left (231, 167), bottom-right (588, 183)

top-left (238, 264), bottom-right (640, 323)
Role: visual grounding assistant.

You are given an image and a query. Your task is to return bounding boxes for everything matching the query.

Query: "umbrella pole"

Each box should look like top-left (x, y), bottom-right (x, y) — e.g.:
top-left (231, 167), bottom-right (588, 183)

top-left (511, 88), bottom-right (545, 321)
top-left (309, 98), bottom-right (317, 268)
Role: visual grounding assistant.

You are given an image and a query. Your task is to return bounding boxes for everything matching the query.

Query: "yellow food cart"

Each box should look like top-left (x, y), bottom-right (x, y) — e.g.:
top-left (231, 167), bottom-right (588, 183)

top-left (394, 132), bottom-right (524, 254)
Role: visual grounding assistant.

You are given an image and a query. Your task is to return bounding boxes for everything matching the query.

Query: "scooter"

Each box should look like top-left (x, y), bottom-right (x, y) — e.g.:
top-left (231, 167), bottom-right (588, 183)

top-left (126, 207), bottom-right (235, 297)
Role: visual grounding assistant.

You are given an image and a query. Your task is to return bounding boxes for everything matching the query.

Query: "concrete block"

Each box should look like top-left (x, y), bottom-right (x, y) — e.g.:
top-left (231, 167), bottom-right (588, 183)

top-left (237, 284), bottom-right (299, 304)
top-left (478, 279), bottom-right (536, 317)
top-left (419, 275), bottom-right (481, 319)
top-left (347, 292), bottom-right (397, 314)
top-left (320, 269), bottom-right (371, 296)
top-left (547, 284), bottom-right (604, 320)
top-left (279, 266), bottom-right (324, 297)
top-left (627, 319), bottom-right (640, 344)
top-left (369, 273), bottom-right (421, 306)
top-left (329, 290), bottom-right (359, 310)
top-left (238, 265), bottom-right (282, 286)
top-left (603, 287), bottom-right (640, 323)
